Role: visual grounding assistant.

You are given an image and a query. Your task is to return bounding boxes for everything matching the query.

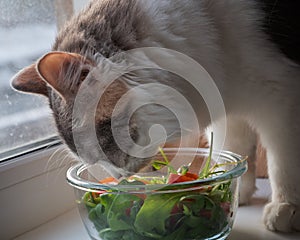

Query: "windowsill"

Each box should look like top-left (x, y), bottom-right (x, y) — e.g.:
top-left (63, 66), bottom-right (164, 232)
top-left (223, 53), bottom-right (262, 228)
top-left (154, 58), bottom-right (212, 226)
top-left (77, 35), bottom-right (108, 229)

top-left (13, 179), bottom-right (300, 240)
top-left (0, 144), bottom-right (77, 240)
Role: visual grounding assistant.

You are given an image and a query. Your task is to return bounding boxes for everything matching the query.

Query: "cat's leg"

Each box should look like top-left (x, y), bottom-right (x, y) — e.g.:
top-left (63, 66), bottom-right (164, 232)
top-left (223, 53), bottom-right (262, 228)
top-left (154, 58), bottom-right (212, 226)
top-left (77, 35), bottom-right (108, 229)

top-left (259, 123), bottom-right (300, 232)
top-left (207, 116), bottom-right (257, 205)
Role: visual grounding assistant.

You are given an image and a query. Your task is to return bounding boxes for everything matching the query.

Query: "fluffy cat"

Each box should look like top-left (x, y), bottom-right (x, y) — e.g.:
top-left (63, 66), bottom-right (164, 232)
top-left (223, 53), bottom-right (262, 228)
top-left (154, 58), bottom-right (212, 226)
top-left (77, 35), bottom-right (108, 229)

top-left (11, 0), bottom-right (300, 232)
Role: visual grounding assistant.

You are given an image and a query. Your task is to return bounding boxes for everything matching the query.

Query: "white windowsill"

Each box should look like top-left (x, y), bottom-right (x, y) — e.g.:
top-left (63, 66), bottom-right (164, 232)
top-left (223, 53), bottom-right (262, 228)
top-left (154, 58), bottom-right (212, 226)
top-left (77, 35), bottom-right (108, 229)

top-left (0, 145), bottom-right (78, 240)
top-left (12, 179), bottom-right (300, 240)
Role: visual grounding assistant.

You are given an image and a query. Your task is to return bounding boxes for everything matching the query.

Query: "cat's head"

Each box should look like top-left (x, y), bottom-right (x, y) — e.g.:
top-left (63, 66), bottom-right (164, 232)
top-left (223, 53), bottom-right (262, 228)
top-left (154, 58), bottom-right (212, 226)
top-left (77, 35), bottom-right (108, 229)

top-left (11, 51), bottom-right (154, 177)
top-left (11, 50), bottom-right (201, 177)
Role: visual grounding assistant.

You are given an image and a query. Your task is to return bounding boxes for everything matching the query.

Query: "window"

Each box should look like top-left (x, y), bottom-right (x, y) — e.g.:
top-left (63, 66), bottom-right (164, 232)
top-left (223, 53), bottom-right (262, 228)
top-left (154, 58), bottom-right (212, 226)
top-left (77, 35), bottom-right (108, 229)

top-left (0, 0), bottom-right (60, 161)
top-left (0, 0), bottom-right (88, 162)
top-left (0, 0), bottom-right (91, 162)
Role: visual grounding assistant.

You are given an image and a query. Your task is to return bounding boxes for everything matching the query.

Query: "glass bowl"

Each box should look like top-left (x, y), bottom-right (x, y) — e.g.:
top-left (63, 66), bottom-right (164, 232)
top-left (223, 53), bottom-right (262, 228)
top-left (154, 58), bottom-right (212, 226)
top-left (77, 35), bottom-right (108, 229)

top-left (66, 148), bottom-right (247, 240)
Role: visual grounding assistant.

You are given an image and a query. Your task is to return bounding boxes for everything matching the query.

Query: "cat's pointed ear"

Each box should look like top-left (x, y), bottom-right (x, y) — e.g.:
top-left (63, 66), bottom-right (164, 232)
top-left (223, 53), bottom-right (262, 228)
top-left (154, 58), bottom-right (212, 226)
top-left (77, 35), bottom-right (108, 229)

top-left (11, 64), bottom-right (48, 96)
top-left (36, 51), bottom-right (93, 98)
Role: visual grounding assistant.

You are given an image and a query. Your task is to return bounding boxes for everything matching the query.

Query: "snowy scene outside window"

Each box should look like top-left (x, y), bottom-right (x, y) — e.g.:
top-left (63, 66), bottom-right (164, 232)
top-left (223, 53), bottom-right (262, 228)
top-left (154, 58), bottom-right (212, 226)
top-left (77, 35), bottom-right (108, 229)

top-left (0, 0), bottom-right (59, 161)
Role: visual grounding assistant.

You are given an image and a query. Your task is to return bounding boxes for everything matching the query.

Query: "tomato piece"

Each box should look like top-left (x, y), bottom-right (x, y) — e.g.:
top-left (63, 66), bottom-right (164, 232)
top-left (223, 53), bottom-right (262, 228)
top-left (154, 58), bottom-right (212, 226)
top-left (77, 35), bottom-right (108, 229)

top-left (125, 207), bottom-right (131, 217)
top-left (184, 172), bottom-right (199, 180)
top-left (220, 201), bottom-right (231, 214)
top-left (99, 177), bottom-right (119, 184)
top-left (127, 176), bottom-right (151, 184)
top-left (92, 192), bottom-right (99, 199)
top-left (167, 173), bottom-right (198, 184)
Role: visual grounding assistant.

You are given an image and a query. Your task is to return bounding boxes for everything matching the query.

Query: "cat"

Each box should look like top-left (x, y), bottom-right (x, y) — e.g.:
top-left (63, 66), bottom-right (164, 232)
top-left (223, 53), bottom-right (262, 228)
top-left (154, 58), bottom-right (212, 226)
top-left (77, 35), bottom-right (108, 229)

top-left (10, 0), bottom-right (300, 233)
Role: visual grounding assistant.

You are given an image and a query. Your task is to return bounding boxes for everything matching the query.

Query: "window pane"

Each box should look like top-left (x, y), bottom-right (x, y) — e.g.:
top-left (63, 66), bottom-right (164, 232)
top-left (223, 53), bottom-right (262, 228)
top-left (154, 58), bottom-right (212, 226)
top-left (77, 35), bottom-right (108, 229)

top-left (0, 0), bottom-right (58, 160)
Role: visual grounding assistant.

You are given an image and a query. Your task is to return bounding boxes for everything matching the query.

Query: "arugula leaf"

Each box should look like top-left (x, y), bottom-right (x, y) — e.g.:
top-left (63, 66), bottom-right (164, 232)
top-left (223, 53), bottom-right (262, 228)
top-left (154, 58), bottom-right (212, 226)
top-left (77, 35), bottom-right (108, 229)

top-left (151, 147), bottom-right (176, 174)
top-left (199, 132), bottom-right (214, 178)
top-left (160, 224), bottom-right (187, 240)
top-left (118, 179), bottom-right (145, 186)
top-left (159, 147), bottom-right (169, 164)
top-left (134, 192), bottom-right (185, 237)
top-left (104, 193), bottom-right (141, 231)
top-left (122, 230), bottom-right (153, 240)
top-left (180, 194), bottom-right (206, 215)
top-left (152, 160), bottom-right (169, 170)
top-left (99, 228), bottom-right (124, 240)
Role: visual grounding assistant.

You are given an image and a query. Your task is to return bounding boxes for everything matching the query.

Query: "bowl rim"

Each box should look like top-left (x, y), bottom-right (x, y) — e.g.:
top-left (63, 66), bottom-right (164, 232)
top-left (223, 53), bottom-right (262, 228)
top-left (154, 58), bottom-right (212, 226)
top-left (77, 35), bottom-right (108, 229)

top-left (66, 147), bottom-right (247, 193)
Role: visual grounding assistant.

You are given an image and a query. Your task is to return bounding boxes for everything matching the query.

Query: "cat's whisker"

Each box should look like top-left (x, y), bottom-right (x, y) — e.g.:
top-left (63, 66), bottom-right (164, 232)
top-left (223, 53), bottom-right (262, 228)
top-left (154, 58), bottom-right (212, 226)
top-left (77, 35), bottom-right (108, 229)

top-left (54, 155), bottom-right (81, 184)
top-left (45, 150), bottom-right (76, 185)
top-left (44, 147), bottom-right (68, 172)
top-left (44, 147), bottom-right (61, 172)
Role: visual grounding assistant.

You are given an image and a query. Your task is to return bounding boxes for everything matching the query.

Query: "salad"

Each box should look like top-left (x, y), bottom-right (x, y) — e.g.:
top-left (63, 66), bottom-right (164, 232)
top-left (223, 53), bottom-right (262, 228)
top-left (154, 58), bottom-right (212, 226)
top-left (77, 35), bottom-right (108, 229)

top-left (81, 136), bottom-right (241, 240)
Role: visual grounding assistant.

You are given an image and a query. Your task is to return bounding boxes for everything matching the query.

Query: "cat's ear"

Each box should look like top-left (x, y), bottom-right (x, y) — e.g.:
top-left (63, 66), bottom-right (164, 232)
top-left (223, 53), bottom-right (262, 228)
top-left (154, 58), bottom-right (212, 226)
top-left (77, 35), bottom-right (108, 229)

top-left (36, 51), bottom-right (93, 98)
top-left (11, 64), bottom-right (48, 96)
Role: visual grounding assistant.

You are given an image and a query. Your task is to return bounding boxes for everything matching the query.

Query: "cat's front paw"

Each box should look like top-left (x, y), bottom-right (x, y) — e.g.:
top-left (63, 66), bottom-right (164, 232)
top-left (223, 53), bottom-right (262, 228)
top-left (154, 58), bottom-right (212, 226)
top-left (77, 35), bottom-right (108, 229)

top-left (263, 202), bottom-right (300, 232)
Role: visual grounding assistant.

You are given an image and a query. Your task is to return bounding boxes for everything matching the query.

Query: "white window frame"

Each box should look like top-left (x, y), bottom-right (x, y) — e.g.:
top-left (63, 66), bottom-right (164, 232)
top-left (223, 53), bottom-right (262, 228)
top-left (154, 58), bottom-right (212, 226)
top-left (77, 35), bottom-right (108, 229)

top-left (0, 1), bottom-right (88, 238)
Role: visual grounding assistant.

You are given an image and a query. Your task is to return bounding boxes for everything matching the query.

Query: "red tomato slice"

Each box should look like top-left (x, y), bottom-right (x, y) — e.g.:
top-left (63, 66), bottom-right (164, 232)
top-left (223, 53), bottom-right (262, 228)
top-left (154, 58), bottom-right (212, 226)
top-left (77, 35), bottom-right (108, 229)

top-left (167, 173), bottom-right (198, 184)
top-left (99, 177), bottom-right (119, 184)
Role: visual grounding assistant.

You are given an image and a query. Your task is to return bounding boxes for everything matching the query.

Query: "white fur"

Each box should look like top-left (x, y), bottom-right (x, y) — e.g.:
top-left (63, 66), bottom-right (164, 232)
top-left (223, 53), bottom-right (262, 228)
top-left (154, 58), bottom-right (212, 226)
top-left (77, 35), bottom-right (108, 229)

top-left (135, 0), bottom-right (300, 232)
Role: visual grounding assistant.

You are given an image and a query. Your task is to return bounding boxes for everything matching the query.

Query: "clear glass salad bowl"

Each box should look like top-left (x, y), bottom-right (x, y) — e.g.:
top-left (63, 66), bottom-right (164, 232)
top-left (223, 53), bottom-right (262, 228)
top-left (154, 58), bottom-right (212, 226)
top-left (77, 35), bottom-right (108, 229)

top-left (66, 148), bottom-right (247, 240)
